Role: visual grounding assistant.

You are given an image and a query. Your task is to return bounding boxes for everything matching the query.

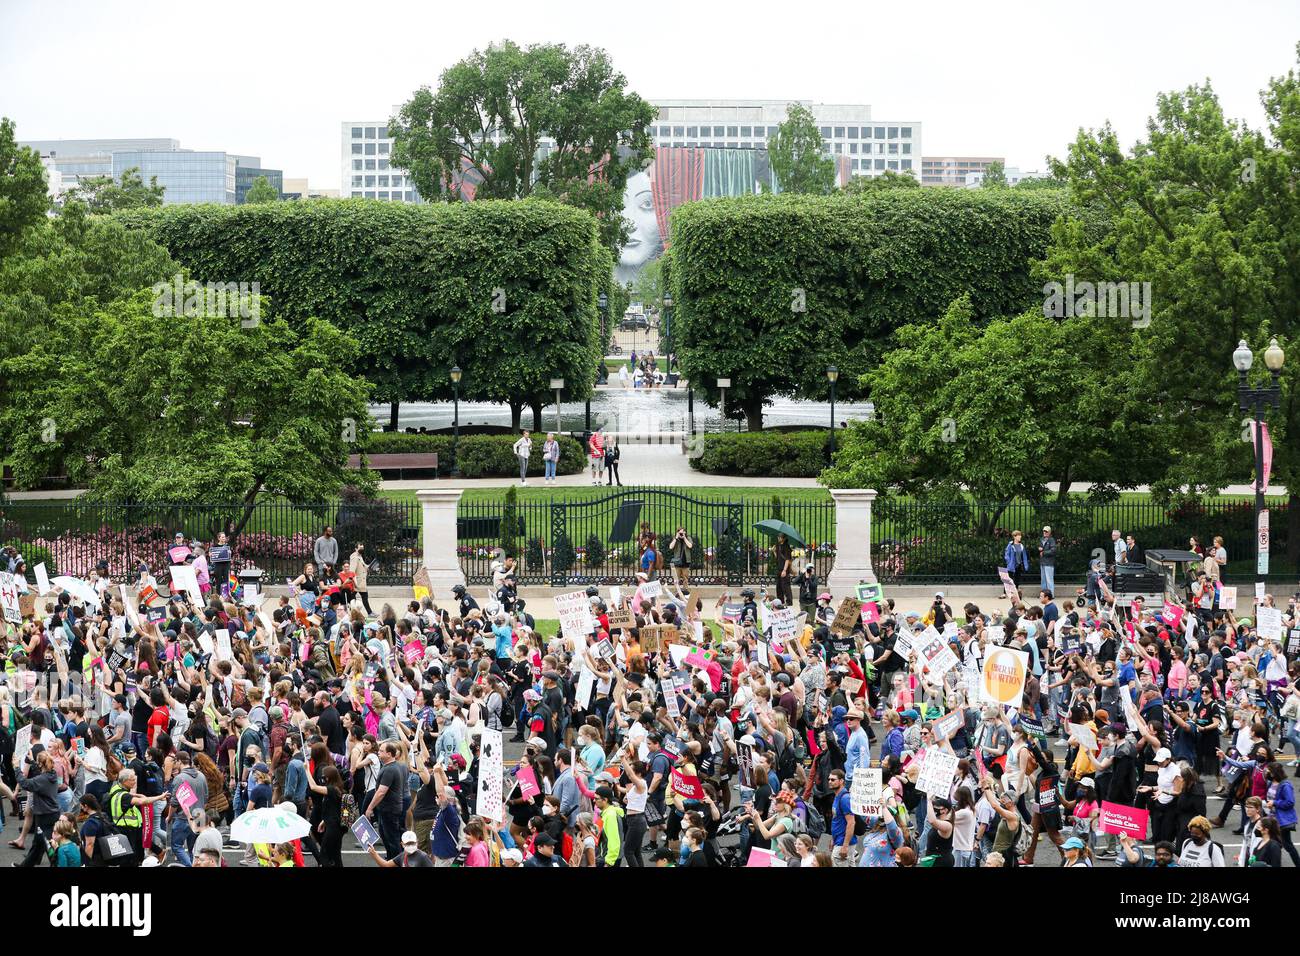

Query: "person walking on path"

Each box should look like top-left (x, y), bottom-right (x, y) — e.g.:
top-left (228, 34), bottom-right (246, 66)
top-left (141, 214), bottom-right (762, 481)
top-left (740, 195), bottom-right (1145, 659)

top-left (513, 430), bottom-right (532, 486)
top-left (543, 433), bottom-right (561, 483)
top-left (348, 543), bottom-right (372, 615)
top-left (1039, 526), bottom-right (1057, 594)
top-left (605, 437), bottom-right (622, 486)
top-left (1003, 530), bottom-right (1029, 590)
top-left (588, 429), bottom-right (606, 485)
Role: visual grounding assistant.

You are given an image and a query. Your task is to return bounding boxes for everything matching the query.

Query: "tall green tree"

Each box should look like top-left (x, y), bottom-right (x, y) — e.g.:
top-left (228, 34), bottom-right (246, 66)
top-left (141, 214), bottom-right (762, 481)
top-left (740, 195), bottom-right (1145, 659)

top-left (766, 103), bottom-right (835, 195)
top-left (390, 40), bottom-right (655, 254)
top-left (981, 160), bottom-right (1008, 188)
top-left (242, 175), bottom-right (279, 203)
top-left (0, 117), bottom-right (50, 258)
top-left (1, 290), bottom-right (374, 533)
top-left (68, 166), bottom-right (165, 212)
top-left (1043, 43), bottom-right (1300, 556)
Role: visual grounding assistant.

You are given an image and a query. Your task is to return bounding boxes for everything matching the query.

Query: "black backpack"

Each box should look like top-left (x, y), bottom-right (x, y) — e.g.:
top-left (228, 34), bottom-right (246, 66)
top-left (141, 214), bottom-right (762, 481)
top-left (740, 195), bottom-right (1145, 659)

top-left (138, 760), bottom-right (164, 797)
top-left (776, 741), bottom-right (799, 782)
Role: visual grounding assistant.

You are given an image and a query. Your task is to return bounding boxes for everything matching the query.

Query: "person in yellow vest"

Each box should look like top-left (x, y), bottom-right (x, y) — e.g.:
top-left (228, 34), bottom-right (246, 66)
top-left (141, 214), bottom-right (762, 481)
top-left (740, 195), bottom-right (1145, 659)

top-left (269, 842), bottom-right (296, 867)
top-left (107, 768), bottom-right (165, 866)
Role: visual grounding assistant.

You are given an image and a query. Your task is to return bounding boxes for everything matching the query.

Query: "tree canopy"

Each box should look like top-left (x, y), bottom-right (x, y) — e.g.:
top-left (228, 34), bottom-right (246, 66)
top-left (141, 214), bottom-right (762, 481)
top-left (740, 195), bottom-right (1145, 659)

top-left (68, 166), bottom-right (165, 212)
top-left (766, 103), bottom-right (836, 196)
top-left (0, 117), bottom-right (50, 259)
top-left (242, 175), bottom-right (279, 203)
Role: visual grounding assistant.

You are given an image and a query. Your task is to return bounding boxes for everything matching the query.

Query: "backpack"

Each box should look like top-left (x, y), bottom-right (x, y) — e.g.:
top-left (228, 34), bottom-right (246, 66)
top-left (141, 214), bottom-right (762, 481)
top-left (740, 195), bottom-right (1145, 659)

top-left (801, 800), bottom-right (827, 841)
top-left (138, 760), bottom-right (164, 798)
top-left (776, 742), bottom-right (799, 782)
top-left (499, 696), bottom-right (515, 729)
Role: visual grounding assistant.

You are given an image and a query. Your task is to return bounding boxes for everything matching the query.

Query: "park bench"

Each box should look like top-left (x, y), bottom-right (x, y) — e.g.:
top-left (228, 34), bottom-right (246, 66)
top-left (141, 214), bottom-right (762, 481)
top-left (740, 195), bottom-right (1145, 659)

top-left (346, 453), bottom-right (439, 479)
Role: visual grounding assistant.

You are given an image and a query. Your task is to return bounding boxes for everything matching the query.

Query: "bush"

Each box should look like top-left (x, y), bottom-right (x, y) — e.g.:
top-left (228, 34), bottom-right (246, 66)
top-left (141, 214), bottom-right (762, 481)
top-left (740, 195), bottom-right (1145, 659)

top-left (354, 432), bottom-right (584, 478)
top-left (690, 430), bottom-right (829, 477)
top-left (454, 434), bottom-right (585, 479)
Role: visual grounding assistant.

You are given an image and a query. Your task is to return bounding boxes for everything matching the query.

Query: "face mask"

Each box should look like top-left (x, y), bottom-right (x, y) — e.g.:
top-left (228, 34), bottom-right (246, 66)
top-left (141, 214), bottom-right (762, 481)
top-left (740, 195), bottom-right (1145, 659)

top-left (1232, 720), bottom-right (1242, 729)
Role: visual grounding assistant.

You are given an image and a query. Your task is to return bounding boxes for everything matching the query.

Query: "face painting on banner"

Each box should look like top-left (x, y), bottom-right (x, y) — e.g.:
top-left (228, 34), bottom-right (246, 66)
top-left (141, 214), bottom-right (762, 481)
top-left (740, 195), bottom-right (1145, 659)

top-left (476, 728), bottom-right (504, 822)
top-left (914, 626), bottom-right (960, 680)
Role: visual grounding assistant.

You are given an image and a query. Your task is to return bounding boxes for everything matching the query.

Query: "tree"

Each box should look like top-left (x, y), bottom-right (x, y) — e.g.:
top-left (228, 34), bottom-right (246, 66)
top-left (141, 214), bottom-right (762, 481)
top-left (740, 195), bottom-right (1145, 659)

top-left (981, 160), bottom-right (1008, 188)
top-left (632, 254), bottom-right (666, 309)
top-left (766, 104), bottom-right (835, 195)
top-left (0, 290), bottom-right (375, 536)
top-left (842, 169), bottom-right (919, 194)
top-left (0, 117), bottom-right (50, 258)
top-left (242, 175), bottom-right (279, 204)
top-left (1044, 43), bottom-right (1300, 557)
top-left (1014, 175), bottom-right (1067, 191)
top-left (822, 295), bottom-right (1157, 531)
top-left (390, 40), bottom-right (655, 254)
top-left (68, 167), bottom-right (165, 212)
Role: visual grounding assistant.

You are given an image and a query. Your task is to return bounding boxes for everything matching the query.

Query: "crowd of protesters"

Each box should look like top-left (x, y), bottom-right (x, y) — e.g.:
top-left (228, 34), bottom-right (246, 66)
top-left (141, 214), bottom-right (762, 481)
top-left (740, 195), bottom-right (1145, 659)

top-left (0, 523), bottom-right (1296, 870)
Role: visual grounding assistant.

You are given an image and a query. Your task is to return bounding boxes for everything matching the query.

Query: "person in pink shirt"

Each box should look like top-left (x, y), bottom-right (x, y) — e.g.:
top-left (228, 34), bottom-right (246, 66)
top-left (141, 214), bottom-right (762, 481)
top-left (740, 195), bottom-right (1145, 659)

top-left (1166, 645), bottom-right (1189, 699)
top-left (464, 819), bottom-right (493, 866)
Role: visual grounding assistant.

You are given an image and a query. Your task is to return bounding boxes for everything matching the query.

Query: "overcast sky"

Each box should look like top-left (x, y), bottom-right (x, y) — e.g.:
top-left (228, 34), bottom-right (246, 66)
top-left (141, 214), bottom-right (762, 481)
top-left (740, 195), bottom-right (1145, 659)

top-left (3, 0), bottom-right (1297, 190)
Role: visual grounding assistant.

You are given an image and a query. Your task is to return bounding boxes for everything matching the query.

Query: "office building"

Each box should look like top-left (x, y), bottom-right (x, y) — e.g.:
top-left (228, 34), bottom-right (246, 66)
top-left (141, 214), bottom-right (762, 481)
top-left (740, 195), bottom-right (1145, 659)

top-left (965, 166), bottom-right (1037, 188)
top-left (341, 117), bottom-right (420, 201)
top-left (922, 156), bottom-right (1004, 187)
top-left (282, 177), bottom-right (340, 200)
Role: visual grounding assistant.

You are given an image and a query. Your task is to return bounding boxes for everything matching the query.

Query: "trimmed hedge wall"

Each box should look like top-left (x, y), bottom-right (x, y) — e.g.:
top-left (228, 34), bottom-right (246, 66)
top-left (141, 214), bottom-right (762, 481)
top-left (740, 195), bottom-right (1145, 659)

top-left (689, 430), bottom-right (829, 477)
top-left (357, 431), bottom-right (585, 477)
top-left (115, 199), bottom-right (604, 411)
top-left (671, 189), bottom-right (1099, 426)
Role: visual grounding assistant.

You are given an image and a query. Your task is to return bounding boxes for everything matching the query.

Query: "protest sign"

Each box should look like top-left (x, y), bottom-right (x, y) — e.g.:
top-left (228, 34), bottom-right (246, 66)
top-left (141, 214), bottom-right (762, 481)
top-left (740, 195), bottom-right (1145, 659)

top-left (855, 582), bottom-right (884, 604)
top-left (893, 626), bottom-right (914, 660)
top-left (1255, 581), bottom-right (1266, 603)
top-left (403, 640), bottom-right (424, 666)
top-left (1059, 630), bottom-right (1082, 655)
top-left (1219, 586), bottom-right (1237, 610)
top-left (1068, 722), bottom-right (1098, 754)
top-left (693, 619), bottom-right (705, 643)
top-left (640, 579), bottom-right (662, 600)
top-left (412, 567), bottom-right (431, 601)
top-left (661, 734), bottom-right (683, 759)
top-left (667, 643), bottom-right (690, 667)
top-left (476, 728), bottom-right (504, 822)
top-left (554, 590), bottom-right (595, 642)
top-left (915, 748), bottom-right (959, 795)
top-left (197, 633), bottom-right (215, 656)
top-left (663, 677), bottom-right (681, 719)
top-left (720, 603), bottom-right (743, 623)
top-left (745, 847), bottom-right (775, 867)
top-left (609, 586), bottom-right (622, 607)
top-left (754, 640), bottom-right (771, 670)
top-left (1256, 606), bottom-right (1284, 639)
top-left (737, 741), bottom-right (755, 788)
top-left (18, 592), bottom-right (36, 619)
top-left (670, 769), bottom-right (705, 800)
top-left (997, 567), bottom-right (1020, 603)
top-left (175, 781), bottom-right (200, 817)
top-left (684, 651), bottom-right (710, 671)
top-left (215, 628), bottom-right (233, 662)
top-left (841, 676), bottom-right (864, 696)
top-left (980, 647), bottom-right (1029, 708)
top-left (639, 624), bottom-right (675, 655)
top-left (915, 626), bottom-right (960, 680)
top-left (576, 668), bottom-right (596, 709)
top-left (516, 766), bottom-right (541, 801)
top-left (593, 638), bottom-right (615, 660)
top-left (350, 816), bottom-right (381, 851)
top-left (1098, 801), bottom-right (1148, 839)
top-left (850, 768), bottom-right (884, 816)
top-left (607, 607), bottom-right (635, 630)
top-left (831, 598), bottom-right (862, 636)
top-left (861, 601), bottom-right (880, 627)
top-left (169, 565), bottom-right (203, 605)
top-left (933, 710), bottom-right (964, 742)
top-left (34, 562), bottom-right (51, 595)
top-left (769, 607), bottom-right (800, 644)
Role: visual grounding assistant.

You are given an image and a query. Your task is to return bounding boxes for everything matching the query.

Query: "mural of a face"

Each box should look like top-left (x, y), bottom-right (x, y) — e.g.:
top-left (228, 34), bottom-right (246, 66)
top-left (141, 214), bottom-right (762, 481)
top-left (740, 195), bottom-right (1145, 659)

top-left (616, 170), bottom-right (662, 287)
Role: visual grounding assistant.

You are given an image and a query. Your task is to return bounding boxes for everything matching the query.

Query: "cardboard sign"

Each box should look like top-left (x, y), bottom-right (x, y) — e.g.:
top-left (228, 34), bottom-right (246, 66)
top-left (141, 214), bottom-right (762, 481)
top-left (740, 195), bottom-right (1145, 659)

top-left (850, 768), bottom-right (884, 816)
top-left (720, 603), bottom-right (743, 623)
top-left (554, 590), bottom-right (595, 642)
top-left (841, 676), bottom-right (864, 696)
top-left (412, 567), bottom-right (431, 601)
top-left (640, 624), bottom-right (675, 655)
top-left (1255, 581), bottom-right (1266, 604)
top-left (607, 607), bottom-right (635, 630)
top-left (1218, 586), bottom-right (1237, 610)
top-left (670, 769), bottom-right (705, 800)
top-left (754, 640), bottom-right (771, 670)
top-left (1059, 630), bottom-right (1082, 655)
top-left (831, 597), bottom-right (862, 636)
top-left (198, 633), bottom-right (215, 656)
top-left (215, 628), bottom-right (233, 662)
top-left (350, 816), bottom-right (381, 850)
top-left (915, 748), bottom-right (959, 796)
top-left (640, 580), bottom-right (662, 600)
top-left (593, 638), bottom-right (615, 661)
top-left (576, 668), bottom-right (596, 709)
top-left (175, 781), bottom-right (200, 816)
top-left (1098, 801), bottom-right (1148, 839)
top-left (998, 567), bottom-right (1020, 603)
top-left (18, 593), bottom-right (37, 619)
top-left (980, 647), bottom-right (1029, 708)
top-left (403, 640), bottom-right (424, 666)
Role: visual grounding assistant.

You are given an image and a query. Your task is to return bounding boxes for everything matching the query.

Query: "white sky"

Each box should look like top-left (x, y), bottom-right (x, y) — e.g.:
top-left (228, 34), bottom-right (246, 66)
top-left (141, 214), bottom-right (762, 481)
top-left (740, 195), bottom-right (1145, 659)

top-left (3, 0), bottom-right (1297, 190)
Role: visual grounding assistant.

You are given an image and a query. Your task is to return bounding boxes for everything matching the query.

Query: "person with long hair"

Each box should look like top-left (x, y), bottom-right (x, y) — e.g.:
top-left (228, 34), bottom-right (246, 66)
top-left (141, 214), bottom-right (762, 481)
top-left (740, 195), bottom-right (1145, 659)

top-left (194, 752), bottom-right (230, 826)
top-left (1263, 760), bottom-right (1299, 867)
top-left (306, 763), bottom-right (346, 866)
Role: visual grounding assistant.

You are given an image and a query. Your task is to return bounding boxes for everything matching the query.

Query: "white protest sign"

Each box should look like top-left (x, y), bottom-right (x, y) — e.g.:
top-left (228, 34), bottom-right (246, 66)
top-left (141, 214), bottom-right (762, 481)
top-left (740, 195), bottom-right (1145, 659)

top-left (914, 626), bottom-right (960, 680)
top-left (118, 585), bottom-right (141, 629)
top-left (1256, 606), bottom-right (1284, 639)
top-left (576, 667), bottom-right (596, 709)
top-left (894, 626), bottom-right (914, 660)
top-left (915, 748), bottom-right (959, 796)
top-left (640, 580), bottom-right (662, 600)
top-left (850, 768), bottom-right (884, 816)
top-left (769, 607), bottom-right (800, 645)
top-left (1068, 721), bottom-right (1098, 754)
top-left (476, 728), bottom-right (504, 822)
top-left (1219, 586), bottom-right (1237, 611)
top-left (554, 590), bottom-right (595, 642)
top-left (52, 575), bottom-right (100, 609)
top-left (170, 564), bottom-right (203, 605)
top-left (754, 640), bottom-right (770, 670)
top-left (1255, 581), bottom-right (1266, 604)
top-left (215, 628), bottom-right (232, 661)
top-left (34, 562), bottom-right (51, 595)
top-left (609, 586), bottom-right (622, 607)
top-left (667, 643), bottom-right (690, 667)
top-left (0, 572), bottom-right (21, 624)
top-left (198, 633), bottom-right (215, 656)
top-left (663, 675), bottom-right (681, 719)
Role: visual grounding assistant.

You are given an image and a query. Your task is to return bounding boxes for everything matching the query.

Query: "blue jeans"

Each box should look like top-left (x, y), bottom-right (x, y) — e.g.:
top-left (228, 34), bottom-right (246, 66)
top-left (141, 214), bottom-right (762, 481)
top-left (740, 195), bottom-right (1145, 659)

top-left (169, 814), bottom-right (195, 867)
top-left (955, 849), bottom-right (977, 868)
top-left (545, 458), bottom-right (557, 480)
top-left (1040, 564), bottom-right (1055, 595)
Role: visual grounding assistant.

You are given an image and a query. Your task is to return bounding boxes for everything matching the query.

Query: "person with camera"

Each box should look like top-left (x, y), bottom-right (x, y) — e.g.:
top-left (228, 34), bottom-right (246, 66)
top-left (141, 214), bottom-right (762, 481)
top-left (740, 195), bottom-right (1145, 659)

top-left (667, 526), bottom-right (694, 590)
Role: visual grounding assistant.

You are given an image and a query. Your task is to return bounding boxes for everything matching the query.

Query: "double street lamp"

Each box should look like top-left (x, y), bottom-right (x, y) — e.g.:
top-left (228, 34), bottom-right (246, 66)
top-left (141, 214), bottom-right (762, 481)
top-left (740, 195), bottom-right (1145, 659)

top-left (826, 365), bottom-right (839, 457)
top-left (1233, 338), bottom-right (1285, 575)
top-left (450, 365), bottom-right (463, 476)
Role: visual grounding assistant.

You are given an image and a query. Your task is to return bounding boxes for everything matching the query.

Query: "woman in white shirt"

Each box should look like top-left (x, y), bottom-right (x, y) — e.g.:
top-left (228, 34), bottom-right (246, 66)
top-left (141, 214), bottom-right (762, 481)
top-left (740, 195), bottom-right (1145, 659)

top-left (952, 786), bottom-right (979, 866)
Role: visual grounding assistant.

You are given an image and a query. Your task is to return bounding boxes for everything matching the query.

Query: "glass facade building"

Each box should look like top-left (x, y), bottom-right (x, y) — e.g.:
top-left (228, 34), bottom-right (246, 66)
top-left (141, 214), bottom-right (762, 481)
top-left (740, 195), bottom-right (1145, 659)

top-left (112, 151), bottom-right (232, 204)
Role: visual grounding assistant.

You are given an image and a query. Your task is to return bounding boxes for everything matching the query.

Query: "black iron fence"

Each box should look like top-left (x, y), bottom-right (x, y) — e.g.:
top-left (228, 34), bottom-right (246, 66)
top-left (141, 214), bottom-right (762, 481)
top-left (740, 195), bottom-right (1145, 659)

top-left (0, 498), bottom-right (423, 586)
top-left (457, 487), bottom-right (837, 588)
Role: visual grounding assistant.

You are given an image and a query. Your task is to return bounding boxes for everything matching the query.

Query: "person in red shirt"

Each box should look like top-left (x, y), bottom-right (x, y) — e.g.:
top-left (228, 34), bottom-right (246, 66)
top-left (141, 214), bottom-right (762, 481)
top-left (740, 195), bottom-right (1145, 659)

top-left (145, 687), bottom-right (170, 748)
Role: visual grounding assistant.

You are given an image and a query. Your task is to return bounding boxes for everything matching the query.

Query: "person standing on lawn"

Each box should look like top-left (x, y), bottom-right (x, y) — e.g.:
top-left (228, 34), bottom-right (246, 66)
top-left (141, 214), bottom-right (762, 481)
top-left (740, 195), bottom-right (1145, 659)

top-left (605, 437), bottom-right (622, 486)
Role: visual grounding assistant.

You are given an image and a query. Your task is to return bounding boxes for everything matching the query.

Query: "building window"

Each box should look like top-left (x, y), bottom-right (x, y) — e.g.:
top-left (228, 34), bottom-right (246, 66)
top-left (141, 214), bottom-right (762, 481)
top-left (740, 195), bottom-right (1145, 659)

top-left (714, 126), bottom-right (724, 136)
top-left (351, 144), bottom-right (363, 154)
top-left (888, 160), bottom-right (899, 169)
top-left (902, 127), bottom-right (912, 138)
top-left (378, 159), bottom-right (389, 170)
top-left (687, 126), bottom-right (698, 137)
top-left (833, 143), bottom-right (842, 153)
top-left (406, 191), bottom-right (417, 201)
top-left (378, 191), bottom-right (388, 200)
top-left (887, 127), bottom-right (898, 138)
top-left (365, 175), bottom-right (375, 187)
top-left (364, 143), bottom-right (376, 155)
top-left (834, 126), bottom-right (844, 138)
top-left (739, 126), bottom-right (751, 137)
top-left (352, 176), bottom-right (363, 187)
top-left (365, 191), bottom-right (375, 198)
top-left (392, 175), bottom-right (403, 187)
top-left (352, 160), bottom-right (362, 170)
top-left (365, 127), bottom-right (376, 138)
top-left (351, 191), bottom-right (362, 198)
top-left (819, 126), bottom-right (830, 137)
top-left (852, 158), bottom-right (860, 170)
top-left (875, 159), bottom-right (885, 169)
top-left (848, 126), bottom-right (859, 138)
top-left (727, 126), bottom-right (738, 137)
top-left (874, 127), bottom-right (885, 139)
top-left (351, 127), bottom-right (363, 138)
top-left (902, 159), bottom-right (913, 170)
top-left (378, 142), bottom-right (389, 154)
top-left (673, 126), bottom-right (684, 136)
top-left (888, 143), bottom-right (898, 154)
top-left (378, 175), bottom-right (389, 187)
top-left (902, 143), bottom-right (911, 154)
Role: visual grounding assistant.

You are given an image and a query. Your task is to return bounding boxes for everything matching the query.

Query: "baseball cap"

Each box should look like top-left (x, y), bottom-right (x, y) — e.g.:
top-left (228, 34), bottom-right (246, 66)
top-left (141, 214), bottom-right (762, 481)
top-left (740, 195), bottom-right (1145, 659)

top-left (533, 833), bottom-right (556, 847)
top-left (1079, 777), bottom-right (1096, 789)
top-left (1154, 747), bottom-right (1172, 763)
top-left (1062, 837), bottom-right (1085, 850)
top-left (401, 830), bottom-right (418, 848)
top-left (231, 708), bottom-right (248, 720)
top-left (526, 736), bottom-right (547, 750)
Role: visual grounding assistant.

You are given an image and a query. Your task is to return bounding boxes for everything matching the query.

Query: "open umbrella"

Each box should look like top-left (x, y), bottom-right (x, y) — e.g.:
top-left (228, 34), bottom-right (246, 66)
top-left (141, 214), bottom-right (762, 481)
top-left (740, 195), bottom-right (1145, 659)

top-left (229, 806), bottom-right (311, 844)
top-left (752, 519), bottom-right (806, 549)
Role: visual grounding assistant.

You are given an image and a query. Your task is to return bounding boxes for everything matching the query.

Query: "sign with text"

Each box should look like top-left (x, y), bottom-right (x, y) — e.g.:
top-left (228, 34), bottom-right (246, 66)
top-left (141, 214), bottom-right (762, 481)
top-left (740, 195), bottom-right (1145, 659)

top-left (607, 607), bottom-right (635, 631)
top-left (554, 590), bottom-right (595, 642)
top-left (914, 626), bottom-right (960, 680)
top-left (850, 768), bottom-right (884, 816)
top-left (639, 579), bottom-right (662, 600)
top-left (0, 572), bottom-right (22, 624)
top-left (915, 748), bottom-right (958, 796)
top-left (1098, 801), bottom-right (1148, 839)
top-left (831, 598), bottom-right (862, 636)
top-left (476, 728), bottom-right (504, 822)
top-left (1219, 586), bottom-right (1237, 611)
top-left (639, 625), bottom-right (676, 655)
top-left (980, 647), bottom-right (1029, 708)
top-left (1256, 606), bottom-right (1284, 640)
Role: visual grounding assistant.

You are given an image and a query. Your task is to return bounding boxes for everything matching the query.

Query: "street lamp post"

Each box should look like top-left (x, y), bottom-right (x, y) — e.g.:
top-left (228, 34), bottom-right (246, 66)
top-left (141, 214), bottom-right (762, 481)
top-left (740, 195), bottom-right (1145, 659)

top-left (826, 365), bottom-right (839, 458)
top-left (598, 291), bottom-right (608, 356)
top-left (663, 292), bottom-right (673, 366)
top-left (450, 365), bottom-right (462, 476)
top-left (1234, 338), bottom-right (1285, 577)
top-left (717, 378), bottom-right (730, 433)
top-left (551, 378), bottom-right (565, 435)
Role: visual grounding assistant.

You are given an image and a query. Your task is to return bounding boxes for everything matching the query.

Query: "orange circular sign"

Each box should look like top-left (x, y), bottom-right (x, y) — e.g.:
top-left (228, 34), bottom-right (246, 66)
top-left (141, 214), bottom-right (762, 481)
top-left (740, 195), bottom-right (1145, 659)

top-left (982, 647), bottom-right (1028, 706)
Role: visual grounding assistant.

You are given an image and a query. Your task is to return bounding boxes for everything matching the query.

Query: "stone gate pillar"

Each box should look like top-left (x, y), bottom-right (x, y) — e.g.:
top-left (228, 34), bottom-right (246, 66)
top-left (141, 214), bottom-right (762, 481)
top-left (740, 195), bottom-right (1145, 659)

top-left (417, 488), bottom-right (466, 594)
top-left (826, 488), bottom-right (878, 600)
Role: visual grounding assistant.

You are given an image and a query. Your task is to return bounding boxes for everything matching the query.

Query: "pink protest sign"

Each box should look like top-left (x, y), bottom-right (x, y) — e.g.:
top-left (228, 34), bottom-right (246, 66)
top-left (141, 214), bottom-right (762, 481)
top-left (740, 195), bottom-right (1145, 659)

top-left (745, 847), bottom-right (775, 867)
top-left (516, 766), bottom-right (541, 801)
top-left (683, 652), bottom-right (710, 670)
top-left (403, 640), bottom-right (424, 666)
top-left (1098, 801), bottom-right (1148, 839)
top-left (1161, 602), bottom-right (1184, 630)
top-left (861, 602), bottom-right (880, 626)
top-left (176, 781), bottom-right (199, 815)
top-left (670, 769), bottom-right (705, 800)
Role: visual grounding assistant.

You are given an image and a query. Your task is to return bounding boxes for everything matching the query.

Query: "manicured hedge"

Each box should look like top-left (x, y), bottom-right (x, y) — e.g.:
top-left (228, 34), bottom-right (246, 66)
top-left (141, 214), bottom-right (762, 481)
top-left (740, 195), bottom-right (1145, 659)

top-left (115, 199), bottom-right (604, 412)
top-left (670, 189), bottom-right (1103, 427)
top-left (356, 431), bottom-right (585, 477)
top-left (689, 430), bottom-right (829, 477)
